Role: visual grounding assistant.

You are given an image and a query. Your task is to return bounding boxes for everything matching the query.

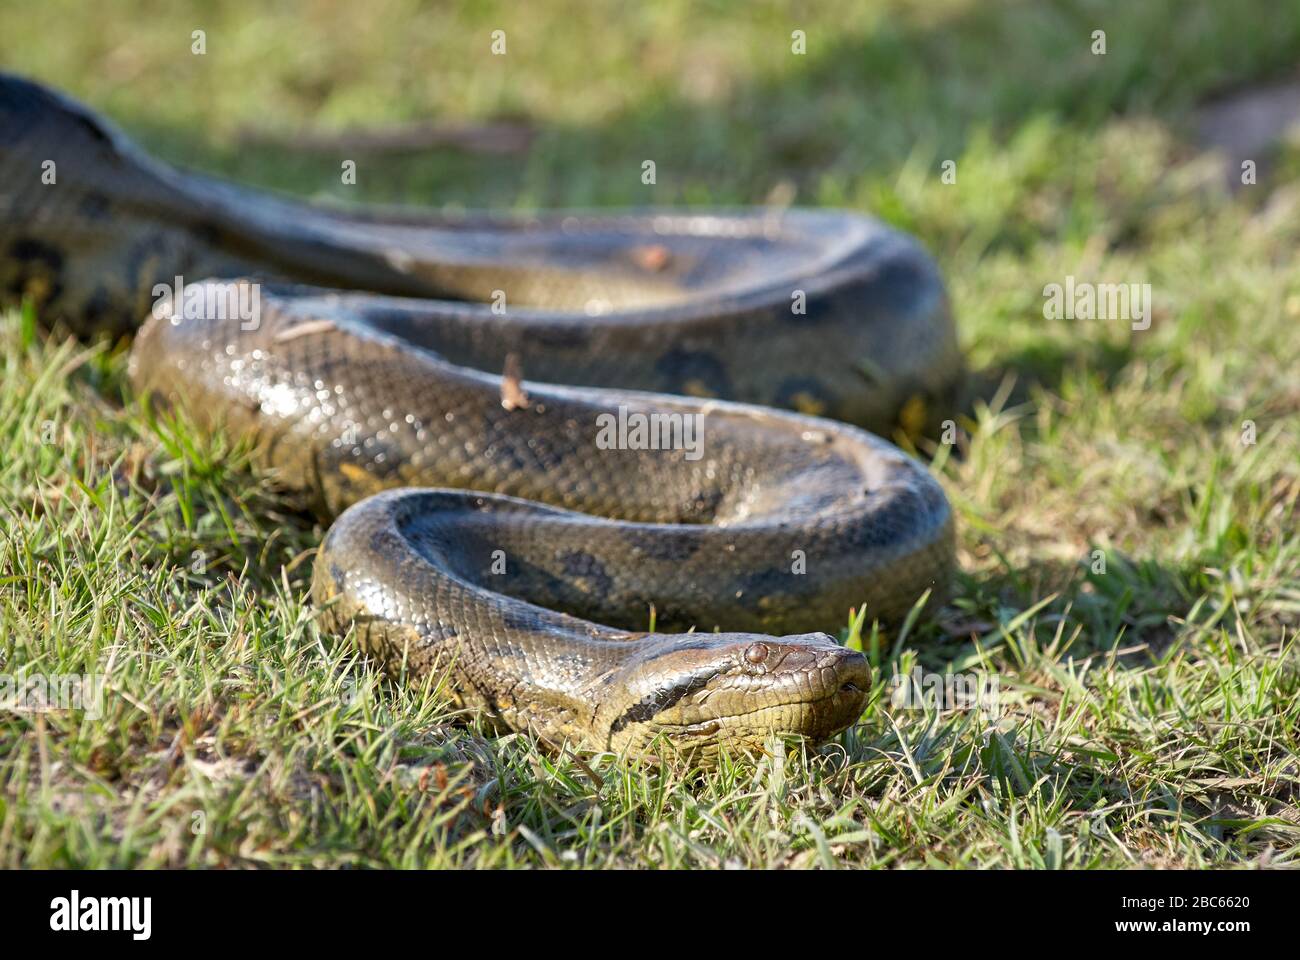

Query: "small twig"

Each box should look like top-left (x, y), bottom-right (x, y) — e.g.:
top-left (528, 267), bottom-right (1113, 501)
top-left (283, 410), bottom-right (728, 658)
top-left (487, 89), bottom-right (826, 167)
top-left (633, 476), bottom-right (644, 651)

top-left (500, 353), bottom-right (530, 411)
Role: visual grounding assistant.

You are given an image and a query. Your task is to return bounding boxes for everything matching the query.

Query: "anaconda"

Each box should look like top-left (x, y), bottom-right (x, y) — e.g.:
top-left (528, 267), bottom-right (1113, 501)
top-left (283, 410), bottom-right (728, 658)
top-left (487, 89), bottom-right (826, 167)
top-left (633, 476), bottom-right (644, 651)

top-left (1, 73), bottom-right (962, 757)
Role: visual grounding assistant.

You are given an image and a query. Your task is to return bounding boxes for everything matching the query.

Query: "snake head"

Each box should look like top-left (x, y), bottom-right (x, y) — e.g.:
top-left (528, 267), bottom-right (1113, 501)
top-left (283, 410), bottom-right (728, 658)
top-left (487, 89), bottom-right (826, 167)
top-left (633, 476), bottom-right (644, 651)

top-left (597, 632), bottom-right (870, 757)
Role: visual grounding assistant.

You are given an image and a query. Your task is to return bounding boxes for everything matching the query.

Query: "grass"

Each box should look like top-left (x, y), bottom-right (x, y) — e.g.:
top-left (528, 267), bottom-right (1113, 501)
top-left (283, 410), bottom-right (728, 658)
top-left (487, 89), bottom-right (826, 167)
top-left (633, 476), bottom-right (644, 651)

top-left (1, 0), bottom-right (1298, 868)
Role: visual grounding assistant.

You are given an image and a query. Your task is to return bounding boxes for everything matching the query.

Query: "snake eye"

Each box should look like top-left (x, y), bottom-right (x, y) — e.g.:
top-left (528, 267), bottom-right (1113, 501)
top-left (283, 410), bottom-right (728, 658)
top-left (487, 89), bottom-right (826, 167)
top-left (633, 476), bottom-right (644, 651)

top-left (744, 643), bottom-right (768, 665)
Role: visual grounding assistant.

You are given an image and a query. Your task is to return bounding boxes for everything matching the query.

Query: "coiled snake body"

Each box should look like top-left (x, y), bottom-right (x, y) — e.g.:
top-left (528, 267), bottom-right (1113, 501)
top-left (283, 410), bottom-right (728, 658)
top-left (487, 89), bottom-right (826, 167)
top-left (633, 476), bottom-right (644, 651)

top-left (2, 75), bottom-right (962, 757)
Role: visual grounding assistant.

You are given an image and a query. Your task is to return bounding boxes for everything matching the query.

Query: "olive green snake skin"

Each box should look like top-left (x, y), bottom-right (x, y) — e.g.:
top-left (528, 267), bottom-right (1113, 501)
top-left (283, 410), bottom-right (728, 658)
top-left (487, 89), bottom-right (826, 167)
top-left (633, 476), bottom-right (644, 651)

top-left (1, 74), bottom-right (962, 757)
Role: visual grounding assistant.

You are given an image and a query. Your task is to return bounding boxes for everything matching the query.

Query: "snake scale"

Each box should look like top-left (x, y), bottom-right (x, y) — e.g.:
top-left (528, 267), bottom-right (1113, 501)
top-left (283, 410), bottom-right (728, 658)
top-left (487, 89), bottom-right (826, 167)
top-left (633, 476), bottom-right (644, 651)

top-left (1, 74), bottom-right (962, 757)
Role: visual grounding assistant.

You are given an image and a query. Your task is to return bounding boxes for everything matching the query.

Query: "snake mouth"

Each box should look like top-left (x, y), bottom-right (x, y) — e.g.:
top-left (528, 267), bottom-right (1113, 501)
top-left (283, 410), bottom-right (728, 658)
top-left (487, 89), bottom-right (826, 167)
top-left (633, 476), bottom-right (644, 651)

top-left (601, 632), bottom-right (871, 750)
top-left (645, 656), bottom-right (871, 748)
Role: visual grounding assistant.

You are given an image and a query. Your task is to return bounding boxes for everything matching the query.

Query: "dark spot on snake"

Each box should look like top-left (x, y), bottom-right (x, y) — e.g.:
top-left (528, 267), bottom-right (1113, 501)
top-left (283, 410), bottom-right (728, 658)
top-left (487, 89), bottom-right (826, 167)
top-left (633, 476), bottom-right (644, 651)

top-left (680, 486), bottom-right (725, 523)
top-left (653, 347), bottom-right (733, 399)
top-left (328, 563), bottom-right (349, 588)
top-left (193, 219), bottom-right (223, 246)
top-left (622, 528), bottom-right (701, 562)
top-left (366, 527), bottom-right (393, 558)
top-left (559, 550), bottom-right (613, 597)
top-left (81, 284), bottom-right (115, 330)
top-left (4, 238), bottom-right (64, 305)
top-left (124, 232), bottom-right (177, 297)
top-left (77, 191), bottom-right (111, 221)
top-left (773, 376), bottom-right (838, 417)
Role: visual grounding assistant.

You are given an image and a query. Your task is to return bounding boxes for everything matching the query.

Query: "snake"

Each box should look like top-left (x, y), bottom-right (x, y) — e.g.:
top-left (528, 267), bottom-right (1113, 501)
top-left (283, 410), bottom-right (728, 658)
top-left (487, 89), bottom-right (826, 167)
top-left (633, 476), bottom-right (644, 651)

top-left (1, 73), bottom-right (962, 758)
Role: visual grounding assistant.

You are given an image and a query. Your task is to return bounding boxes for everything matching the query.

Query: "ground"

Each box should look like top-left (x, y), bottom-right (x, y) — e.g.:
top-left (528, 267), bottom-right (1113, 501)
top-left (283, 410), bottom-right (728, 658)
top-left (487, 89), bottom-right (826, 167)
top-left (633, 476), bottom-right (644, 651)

top-left (1, 0), bottom-right (1297, 868)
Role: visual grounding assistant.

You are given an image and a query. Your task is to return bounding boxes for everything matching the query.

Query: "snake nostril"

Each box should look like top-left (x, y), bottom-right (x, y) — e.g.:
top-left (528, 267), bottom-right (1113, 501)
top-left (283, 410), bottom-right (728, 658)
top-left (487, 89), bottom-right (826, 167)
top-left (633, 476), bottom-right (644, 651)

top-left (839, 681), bottom-right (861, 695)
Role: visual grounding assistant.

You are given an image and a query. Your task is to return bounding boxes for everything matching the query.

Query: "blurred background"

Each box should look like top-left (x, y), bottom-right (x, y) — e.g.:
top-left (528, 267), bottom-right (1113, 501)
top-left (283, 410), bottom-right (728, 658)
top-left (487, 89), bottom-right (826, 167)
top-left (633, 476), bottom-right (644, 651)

top-left (3, 0), bottom-right (1299, 379)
